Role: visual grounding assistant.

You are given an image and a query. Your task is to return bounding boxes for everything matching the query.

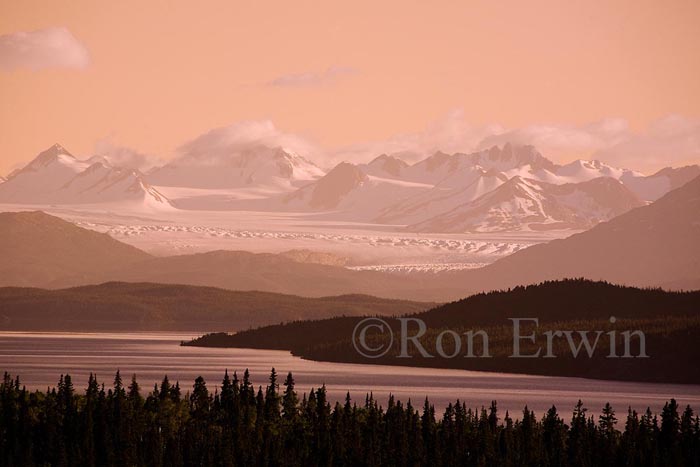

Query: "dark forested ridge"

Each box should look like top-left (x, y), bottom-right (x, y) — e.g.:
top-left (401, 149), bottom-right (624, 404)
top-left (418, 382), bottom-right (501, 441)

top-left (1, 370), bottom-right (698, 467)
top-left (186, 280), bottom-right (700, 384)
top-left (0, 282), bottom-right (434, 331)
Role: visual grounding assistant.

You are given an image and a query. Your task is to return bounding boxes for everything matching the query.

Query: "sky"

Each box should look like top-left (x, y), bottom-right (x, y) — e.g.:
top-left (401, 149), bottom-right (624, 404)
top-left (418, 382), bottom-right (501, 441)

top-left (1, 0), bottom-right (699, 175)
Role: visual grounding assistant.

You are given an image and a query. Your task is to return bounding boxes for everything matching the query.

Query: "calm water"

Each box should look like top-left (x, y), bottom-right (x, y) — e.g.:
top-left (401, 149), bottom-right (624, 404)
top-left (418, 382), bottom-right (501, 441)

top-left (1, 331), bottom-right (699, 416)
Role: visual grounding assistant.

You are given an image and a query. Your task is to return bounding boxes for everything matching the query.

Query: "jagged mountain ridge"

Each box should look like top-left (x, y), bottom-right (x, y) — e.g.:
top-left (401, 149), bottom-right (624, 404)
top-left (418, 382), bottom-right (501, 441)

top-left (280, 162), bottom-right (433, 219)
top-left (406, 176), bottom-right (645, 232)
top-left (449, 174), bottom-right (700, 290)
top-left (0, 144), bottom-right (171, 208)
top-left (1, 179), bottom-right (699, 300)
top-left (279, 144), bottom-right (655, 230)
top-left (2, 142), bottom-right (697, 233)
top-left (148, 144), bottom-right (325, 191)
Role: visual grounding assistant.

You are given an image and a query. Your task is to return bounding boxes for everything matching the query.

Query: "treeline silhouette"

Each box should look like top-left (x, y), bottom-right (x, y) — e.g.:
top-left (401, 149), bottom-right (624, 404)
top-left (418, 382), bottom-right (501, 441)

top-left (1, 371), bottom-right (698, 467)
top-left (186, 280), bottom-right (700, 384)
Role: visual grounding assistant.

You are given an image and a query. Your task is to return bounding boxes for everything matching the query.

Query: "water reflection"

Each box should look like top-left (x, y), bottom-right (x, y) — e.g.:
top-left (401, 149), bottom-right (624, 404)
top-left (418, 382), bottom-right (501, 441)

top-left (1, 332), bottom-right (699, 415)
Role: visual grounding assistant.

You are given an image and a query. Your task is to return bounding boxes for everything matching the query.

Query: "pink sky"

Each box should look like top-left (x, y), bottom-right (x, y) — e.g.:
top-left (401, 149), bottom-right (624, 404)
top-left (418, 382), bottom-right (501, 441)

top-left (1, 0), bottom-right (699, 174)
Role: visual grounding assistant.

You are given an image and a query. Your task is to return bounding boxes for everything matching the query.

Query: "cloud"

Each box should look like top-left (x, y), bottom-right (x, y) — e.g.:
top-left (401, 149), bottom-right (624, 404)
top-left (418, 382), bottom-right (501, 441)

top-left (266, 66), bottom-right (357, 87)
top-left (593, 116), bottom-right (700, 173)
top-left (176, 120), bottom-right (321, 165)
top-left (0, 27), bottom-right (90, 71)
top-left (476, 119), bottom-right (630, 159)
top-left (94, 139), bottom-right (163, 171)
top-left (144, 113), bottom-right (698, 175)
top-left (332, 111), bottom-right (700, 173)
top-left (473, 116), bottom-right (699, 173)
top-left (331, 110), bottom-right (504, 164)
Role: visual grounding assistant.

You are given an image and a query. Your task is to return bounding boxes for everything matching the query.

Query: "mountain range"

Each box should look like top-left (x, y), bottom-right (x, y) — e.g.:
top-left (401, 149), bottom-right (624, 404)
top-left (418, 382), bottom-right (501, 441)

top-left (0, 144), bottom-right (171, 209)
top-left (452, 173), bottom-right (700, 291)
top-left (271, 144), bottom-right (698, 232)
top-left (1, 174), bottom-right (698, 299)
top-left (405, 176), bottom-right (644, 232)
top-left (150, 146), bottom-right (315, 189)
top-left (1, 143), bottom-right (698, 233)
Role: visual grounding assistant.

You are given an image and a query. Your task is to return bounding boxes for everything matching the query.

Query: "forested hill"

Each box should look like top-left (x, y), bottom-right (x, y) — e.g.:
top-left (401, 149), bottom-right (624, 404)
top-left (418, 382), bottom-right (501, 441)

top-left (186, 280), bottom-right (700, 384)
top-left (0, 282), bottom-right (434, 332)
top-left (410, 278), bottom-right (700, 326)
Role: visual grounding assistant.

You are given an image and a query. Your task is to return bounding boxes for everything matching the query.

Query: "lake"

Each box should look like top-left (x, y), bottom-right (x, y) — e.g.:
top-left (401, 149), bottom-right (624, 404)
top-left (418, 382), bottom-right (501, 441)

top-left (1, 331), bottom-right (698, 416)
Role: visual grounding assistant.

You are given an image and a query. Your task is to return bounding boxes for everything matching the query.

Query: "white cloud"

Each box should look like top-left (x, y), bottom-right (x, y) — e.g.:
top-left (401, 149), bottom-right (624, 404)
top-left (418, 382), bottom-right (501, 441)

top-left (476, 118), bottom-right (630, 159)
top-left (593, 116), bottom-right (700, 173)
top-left (176, 120), bottom-right (321, 164)
top-left (332, 111), bottom-right (700, 173)
top-left (332, 110), bottom-right (504, 164)
top-left (0, 27), bottom-right (90, 71)
top-left (144, 113), bottom-right (699, 175)
top-left (94, 139), bottom-right (163, 171)
top-left (266, 66), bottom-right (357, 87)
top-left (346, 111), bottom-right (630, 164)
top-left (473, 116), bottom-right (699, 173)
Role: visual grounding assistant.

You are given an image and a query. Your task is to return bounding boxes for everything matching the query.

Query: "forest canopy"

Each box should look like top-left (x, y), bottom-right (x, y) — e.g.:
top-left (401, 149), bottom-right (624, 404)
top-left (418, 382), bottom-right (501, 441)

top-left (1, 370), bottom-right (698, 467)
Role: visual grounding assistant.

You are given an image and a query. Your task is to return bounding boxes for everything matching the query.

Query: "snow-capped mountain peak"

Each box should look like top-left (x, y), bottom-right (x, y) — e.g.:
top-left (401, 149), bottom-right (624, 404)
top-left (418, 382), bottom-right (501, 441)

top-left (12, 143), bottom-right (87, 178)
top-left (406, 175), bottom-right (644, 233)
top-left (30, 143), bottom-right (73, 165)
top-left (362, 154), bottom-right (410, 179)
top-left (475, 143), bottom-right (556, 172)
top-left (2, 140), bottom-right (696, 232)
top-left (401, 144), bottom-right (559, 186)
top-left (148, 144), bottom-right (325, 191)
top-left (556, 158), bottom-right (640, 183)
top-left (285, 162), bottom-right (368, 210)
top-left (422, 151), bottom-right (453, 172)
top-left (281, 161), bottom-right (433, 219)
top-left (0, 145), bottom-right (172, 209)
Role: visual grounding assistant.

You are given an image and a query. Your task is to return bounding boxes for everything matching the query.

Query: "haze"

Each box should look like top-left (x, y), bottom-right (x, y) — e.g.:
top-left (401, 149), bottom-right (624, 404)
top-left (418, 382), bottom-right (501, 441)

top-left (1, 0), bottom-right (700, 175)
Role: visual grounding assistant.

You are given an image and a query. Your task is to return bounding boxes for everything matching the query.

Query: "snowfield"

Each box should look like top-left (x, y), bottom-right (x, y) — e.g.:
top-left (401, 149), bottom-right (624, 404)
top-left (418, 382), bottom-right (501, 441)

top-left (74, 216), bottom-right (540, 267)
top-left (0, 202), bottom-right (557, 271)
top-left (347, 262), bottom-right (490, 273)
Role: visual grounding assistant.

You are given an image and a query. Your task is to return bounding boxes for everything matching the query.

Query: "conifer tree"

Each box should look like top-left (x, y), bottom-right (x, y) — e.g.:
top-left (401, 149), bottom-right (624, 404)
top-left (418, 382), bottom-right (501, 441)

top-left (1, 370), bottom-right (698, 466)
